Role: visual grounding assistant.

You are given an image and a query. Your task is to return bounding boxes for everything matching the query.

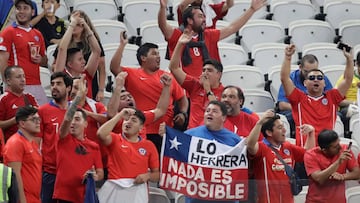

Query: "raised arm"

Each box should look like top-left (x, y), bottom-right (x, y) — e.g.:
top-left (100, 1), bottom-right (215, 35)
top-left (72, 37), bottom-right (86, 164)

top-left (82, 19), bottom-right (100, 77)
top-left (178, 0), bottom-right (193, 12)
top-left (219, 0), bottom-right (266, 40)
top-left (110, 31), bottom-right (127, 76)
top-left (300, 124), bottom-right (316, 150)
top-left (0, 51), bottom-right (10, 80)
top-left (247, 109), bottom-right (275, 155)
top-left (82, 109), bottom-right (107, 125)
top-left (54, 12), bottom-right (80, 73)
top-left (158, 0), bottom-right (175, 40)
top-left (96, 57), bottom-right (106, 102)
top-left (107, 72), bottom-right (127, 119)
top-left (169, 30), bottom-right (193, 85)
top-left (97, 108), bottom-right (135, 146)
top-left (222, 0), bottom-right (234, 13)
top-left (280, 44), bottom-right (296, 97)
top-left (152, 74), bottom-right (172, 121)
top-left (336, 47), bottom-right (354, 96)
top-left (59, 75), bottom-right (86, 139)
top-left (0, 117), bottom-right (16, 131)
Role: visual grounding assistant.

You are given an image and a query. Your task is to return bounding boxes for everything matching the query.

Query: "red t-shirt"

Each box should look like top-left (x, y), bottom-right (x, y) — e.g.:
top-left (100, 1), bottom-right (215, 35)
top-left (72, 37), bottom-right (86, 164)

top-left (0, 24), bottom-right (46, 85)
top-left (82, 99), bottom-right (107, 144)
top-left (106, 132), bottom-right (159, 180)
top-left (177, 2), bottom-right (227, 29)
top-left (304, 145), bottom-right (358, 203)
top-left (53, 135), bottom-right (102, 202)
top-left (3, 133), bottom-right (42, 203)
top-left (123, 67), bottom-right (185, 134)
top-left (224, 112), bottom-right (263, 140)
top-left (0, 91), bottom-right (38, 141)
top-left (38, 100), bottom-right (67, 174)
top-left (251, 141), bottom-right (305, 203)
top-left (288, 88), bottom-right (344, 146)
top-left (182, 74), bottom-right (224, 128)
top-left (167, 28), bottom-right (221, 79)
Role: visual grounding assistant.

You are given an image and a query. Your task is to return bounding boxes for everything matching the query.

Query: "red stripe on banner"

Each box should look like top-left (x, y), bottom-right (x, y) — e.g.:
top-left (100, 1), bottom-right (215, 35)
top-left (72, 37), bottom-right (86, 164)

top-left (160, 157), bottom-right (248, 200)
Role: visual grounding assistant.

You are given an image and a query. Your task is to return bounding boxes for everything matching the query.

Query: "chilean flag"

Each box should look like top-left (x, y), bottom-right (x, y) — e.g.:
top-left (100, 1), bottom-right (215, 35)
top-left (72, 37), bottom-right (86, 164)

top-left (160, 126), bottom-right (249, 201)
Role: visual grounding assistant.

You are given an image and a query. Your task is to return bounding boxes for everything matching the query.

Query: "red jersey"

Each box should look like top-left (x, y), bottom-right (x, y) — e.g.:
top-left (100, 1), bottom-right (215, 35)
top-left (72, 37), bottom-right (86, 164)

top-left (123, 67), bottom-right (185, 134)
top-left (3, 133), bottom-right (42, 203)
top-left (38, 100), bottom-right (67, 174)
top-left (167, 28), bottom-right (221, 78)
top-left (82, 98), bottom-right (107, 143)
top-left (53, 135), bottom-right (102, 202)
top-left (304, 145), bottom-right (358, 203)
top-left (0, 91), bottom-right (38, 141)
top-left (177, 2), bottom-right (227, 29)
top-left (0, 23), bottom-right (46, 85)
top-left (0, 129), bottom-right (4, 160)
top-left (251, 141), bottom-right (305, 203)
top-left (288, 88), bottom-right (344, 146)
top-left (224, 112), bottom-right (263, 140)
top-left (182, 74), bottom-right (224, 128)
top-left (107, 132), bottom-right (159, 180)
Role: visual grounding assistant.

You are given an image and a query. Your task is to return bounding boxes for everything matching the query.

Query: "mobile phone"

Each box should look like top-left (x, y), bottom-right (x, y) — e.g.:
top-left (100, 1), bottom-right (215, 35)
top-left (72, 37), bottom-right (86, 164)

top-left (347, 141), bottom-right (352, 150)
top-left (122, 31), bottom-right (127, 39)
top-left (337, 42), bottom-right (351, 52)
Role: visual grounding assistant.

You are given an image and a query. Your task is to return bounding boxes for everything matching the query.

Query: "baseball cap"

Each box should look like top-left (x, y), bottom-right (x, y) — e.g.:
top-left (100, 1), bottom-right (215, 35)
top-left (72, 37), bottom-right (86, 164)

top-left (15, 0), bottom-right (34, 9)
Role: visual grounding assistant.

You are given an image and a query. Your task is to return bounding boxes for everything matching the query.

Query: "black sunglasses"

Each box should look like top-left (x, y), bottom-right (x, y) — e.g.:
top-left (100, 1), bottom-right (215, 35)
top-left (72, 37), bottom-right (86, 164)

top-left (307, 75), bottom-right (324, 81)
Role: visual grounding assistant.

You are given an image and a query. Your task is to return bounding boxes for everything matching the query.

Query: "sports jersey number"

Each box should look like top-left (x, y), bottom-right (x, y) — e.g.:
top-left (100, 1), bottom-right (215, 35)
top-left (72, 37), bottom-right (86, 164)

top-left (193, 47), bottom-right (200, 56)
top-left (52, 123), bottom-right (59, 134)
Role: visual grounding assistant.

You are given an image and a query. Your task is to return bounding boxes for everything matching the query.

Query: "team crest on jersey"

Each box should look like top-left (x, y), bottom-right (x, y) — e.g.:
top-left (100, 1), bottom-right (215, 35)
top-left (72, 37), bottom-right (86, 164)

top-left (138, 148), bottom-right (147, 155)
top-left (56, 26), bottom-right (62, 33)
top-left (283, 149), bottom-right (290, 156)
top-left (34, 36), bottom-right (39, 42)
top-left (322, 98), bottom-right (328, 105)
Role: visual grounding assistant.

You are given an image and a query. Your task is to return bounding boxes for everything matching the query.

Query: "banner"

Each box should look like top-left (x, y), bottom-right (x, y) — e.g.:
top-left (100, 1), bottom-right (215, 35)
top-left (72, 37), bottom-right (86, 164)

top-left (160, 127), bottom-right (248, 201)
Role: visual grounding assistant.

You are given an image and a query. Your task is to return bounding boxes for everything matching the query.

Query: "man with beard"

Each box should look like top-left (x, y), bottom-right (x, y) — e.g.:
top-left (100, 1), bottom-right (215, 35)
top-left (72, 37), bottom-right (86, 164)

top-left (53, 76), bottom-right (103, 203)
top-left (0, 0), bottom-right (48, 105)
top-left (176, 0), bottom-right (234, 29)
top-left (221, 85), bottom-right (261, 139)
top-left (37, 72), bottom-right (73, 203)
top-left (280, 44), bottom-right (354, 147)
top-left (110, 33), bottom-right (188, 154)
top-left (277, 54), bottom-right (333, 138)
top-left (158, 0), bottom-right (266, 78)
top-left (0, 66), bottom-right (38, 142)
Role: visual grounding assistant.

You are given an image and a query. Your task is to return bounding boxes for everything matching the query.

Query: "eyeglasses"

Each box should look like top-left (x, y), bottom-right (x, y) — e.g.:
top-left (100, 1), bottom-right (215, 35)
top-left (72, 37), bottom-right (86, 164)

top-left (307, 75), bottom-right (324, 81)
top-left (25, 117), bottom-right (41, 123)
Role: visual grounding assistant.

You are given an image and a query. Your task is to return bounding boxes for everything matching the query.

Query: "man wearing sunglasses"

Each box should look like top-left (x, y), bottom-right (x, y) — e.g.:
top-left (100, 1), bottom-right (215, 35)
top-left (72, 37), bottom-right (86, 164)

top-left (277, 54), bottom-right (333, 138)
top-left (280, 44), bottom-right (354, 147)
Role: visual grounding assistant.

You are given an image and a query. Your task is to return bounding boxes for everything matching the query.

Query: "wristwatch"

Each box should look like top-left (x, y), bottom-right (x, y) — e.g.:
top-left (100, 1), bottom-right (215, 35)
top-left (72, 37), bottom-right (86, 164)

top-left (206, 91), bottom-right (214, 97)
